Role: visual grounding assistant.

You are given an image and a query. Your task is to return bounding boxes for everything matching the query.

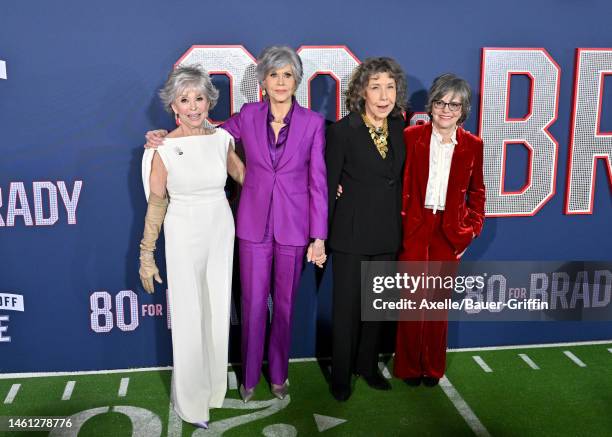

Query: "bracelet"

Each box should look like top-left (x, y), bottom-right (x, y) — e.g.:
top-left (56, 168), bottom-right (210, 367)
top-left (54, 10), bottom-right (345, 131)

top-left (139, 250), bottom-right (154, 260)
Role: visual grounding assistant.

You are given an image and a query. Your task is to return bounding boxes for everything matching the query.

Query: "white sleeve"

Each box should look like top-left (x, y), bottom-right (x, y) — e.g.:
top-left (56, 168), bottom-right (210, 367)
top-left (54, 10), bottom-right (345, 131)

top-left (141, 149), bottom-right (155, 201)
top-left (218, 127), bottom-right (235, 152)
top-left (141, 146), bottom-right (169, 201)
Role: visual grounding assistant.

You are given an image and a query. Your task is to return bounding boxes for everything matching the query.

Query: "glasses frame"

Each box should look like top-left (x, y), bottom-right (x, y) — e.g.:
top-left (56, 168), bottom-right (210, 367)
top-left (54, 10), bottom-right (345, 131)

top-left (433, 99), bottom-right (462, 112)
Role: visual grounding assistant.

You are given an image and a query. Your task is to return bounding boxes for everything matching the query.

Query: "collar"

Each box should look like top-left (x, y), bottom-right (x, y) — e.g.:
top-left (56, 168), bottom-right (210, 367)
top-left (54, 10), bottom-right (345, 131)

top-left (267, 98), bottom-right (296, 124)
top-left (348, 111), bottom-right (402, 129)
top-left (348, 111), bottom-right (365, 128)
top-left (432, 125), bottom-right (458, 145)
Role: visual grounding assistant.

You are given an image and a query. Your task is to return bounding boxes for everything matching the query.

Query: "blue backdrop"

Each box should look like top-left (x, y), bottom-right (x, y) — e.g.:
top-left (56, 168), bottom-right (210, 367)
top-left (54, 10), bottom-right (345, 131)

top-left (1, 0), bottom-right (611, 373)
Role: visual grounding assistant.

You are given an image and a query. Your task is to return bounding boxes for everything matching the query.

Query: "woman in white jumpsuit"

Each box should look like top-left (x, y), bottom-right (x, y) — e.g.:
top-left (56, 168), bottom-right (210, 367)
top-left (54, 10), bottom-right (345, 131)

top-left (138, 65), bottom-right (244, 428)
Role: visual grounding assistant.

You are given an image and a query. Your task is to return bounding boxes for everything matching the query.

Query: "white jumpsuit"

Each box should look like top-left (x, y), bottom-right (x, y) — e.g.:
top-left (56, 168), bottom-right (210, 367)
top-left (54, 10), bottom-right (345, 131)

top-left (142, 129), bottom-right (235, 422)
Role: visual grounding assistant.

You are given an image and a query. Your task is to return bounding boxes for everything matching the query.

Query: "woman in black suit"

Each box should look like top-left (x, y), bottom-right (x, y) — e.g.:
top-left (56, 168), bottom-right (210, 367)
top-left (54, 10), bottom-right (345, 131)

top-left (326, 57), bottom-right (407, 401)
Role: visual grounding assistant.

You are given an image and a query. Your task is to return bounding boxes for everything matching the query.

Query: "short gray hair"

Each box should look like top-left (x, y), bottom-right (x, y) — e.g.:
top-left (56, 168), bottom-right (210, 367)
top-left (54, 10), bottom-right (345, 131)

top-left (256, 46), bottom-right (303, 90)
top-left (426, 73), bottom-right (472, 124)
top-left (345, 57), bottom-right (408, 117)
top-left (159, 64), bottom-right (219, 114)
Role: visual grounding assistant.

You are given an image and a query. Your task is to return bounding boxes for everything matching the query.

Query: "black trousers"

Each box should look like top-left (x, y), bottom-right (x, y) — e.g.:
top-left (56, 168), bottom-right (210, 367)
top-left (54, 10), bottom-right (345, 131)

top-left (331, 251), bottom-right (395, 388)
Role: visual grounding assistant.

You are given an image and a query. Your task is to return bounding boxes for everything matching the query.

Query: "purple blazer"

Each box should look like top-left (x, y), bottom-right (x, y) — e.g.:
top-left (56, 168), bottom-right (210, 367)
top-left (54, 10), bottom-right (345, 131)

top-left (223, 101), bottom-right (328, 246)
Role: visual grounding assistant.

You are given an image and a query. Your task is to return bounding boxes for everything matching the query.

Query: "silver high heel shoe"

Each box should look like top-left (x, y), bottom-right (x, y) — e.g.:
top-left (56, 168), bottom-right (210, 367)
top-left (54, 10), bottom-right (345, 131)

top-left (271, 381), bottom-right (289, 400)
top-left (192, 421), bottom-right (208, 429)
top-left (239, 384), bottom-right (255, 403)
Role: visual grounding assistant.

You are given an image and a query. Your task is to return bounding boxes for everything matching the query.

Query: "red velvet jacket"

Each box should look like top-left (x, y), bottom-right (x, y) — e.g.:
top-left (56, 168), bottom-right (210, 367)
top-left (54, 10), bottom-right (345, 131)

top-left (401, 123), bottom-right (486, 254)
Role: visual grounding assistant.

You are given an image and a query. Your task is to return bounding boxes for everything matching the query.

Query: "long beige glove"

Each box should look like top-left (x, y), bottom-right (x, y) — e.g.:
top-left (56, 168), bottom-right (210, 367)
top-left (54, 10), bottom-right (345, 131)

top-left (139, 192), bottom-right (168, 293)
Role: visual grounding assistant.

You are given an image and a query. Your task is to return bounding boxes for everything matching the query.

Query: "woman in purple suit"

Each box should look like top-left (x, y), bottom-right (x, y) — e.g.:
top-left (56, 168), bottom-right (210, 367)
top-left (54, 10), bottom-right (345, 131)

top-left (146, 46), bottom-right (328, 401)
top-left (223, 45), bottom-right (328, 401)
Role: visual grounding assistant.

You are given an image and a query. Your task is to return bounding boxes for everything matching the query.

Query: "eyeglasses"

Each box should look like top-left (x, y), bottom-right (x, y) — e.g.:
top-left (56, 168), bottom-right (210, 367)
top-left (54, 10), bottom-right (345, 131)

top-left (433, 100), bottom-right (462, 112)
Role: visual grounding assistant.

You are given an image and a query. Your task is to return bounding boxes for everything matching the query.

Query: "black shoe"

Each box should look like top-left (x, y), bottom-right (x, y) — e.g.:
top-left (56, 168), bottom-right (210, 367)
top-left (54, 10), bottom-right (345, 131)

top-left (362, 372), bottom-right (392, 391)
top-left (423, 377), bottom-right (440, 387)
top-left (404, 377), bottom-right (422, 387)
top-left (331, 383), bottom-right (351, 401)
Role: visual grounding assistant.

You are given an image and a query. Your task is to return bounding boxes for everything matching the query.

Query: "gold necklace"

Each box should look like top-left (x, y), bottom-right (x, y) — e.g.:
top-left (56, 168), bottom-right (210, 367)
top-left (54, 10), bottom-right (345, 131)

top-left (361, 114), bottom-right (389, 159)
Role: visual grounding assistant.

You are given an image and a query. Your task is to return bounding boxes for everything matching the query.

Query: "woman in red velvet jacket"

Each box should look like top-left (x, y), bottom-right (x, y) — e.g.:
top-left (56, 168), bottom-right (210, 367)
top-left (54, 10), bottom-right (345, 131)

top-left (394, 73), bottom-right (486, 386)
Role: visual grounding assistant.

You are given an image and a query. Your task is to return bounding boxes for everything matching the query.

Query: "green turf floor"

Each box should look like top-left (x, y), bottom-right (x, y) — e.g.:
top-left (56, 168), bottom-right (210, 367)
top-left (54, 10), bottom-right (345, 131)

top-left (445, 344), bottom-right (612, 437)
top-left (1, 342), bottom-right (611, 436)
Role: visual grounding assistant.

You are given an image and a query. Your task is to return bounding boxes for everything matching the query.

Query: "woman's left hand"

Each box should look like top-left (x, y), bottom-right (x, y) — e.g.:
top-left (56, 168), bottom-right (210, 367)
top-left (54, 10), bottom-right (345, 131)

top-left (307, 239), bottom-right (327, 268)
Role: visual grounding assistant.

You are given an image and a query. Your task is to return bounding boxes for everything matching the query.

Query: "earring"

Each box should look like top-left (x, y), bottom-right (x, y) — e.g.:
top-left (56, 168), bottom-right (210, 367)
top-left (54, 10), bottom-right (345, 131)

top-left (262, 89), bottom-right (267, 97)
top-left (174, 113), bottom-right (181, 126)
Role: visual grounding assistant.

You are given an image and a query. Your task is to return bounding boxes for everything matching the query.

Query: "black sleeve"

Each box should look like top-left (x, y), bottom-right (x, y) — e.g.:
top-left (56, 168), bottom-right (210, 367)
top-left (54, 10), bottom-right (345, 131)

top-left (325, 123), bottom-right (345, 228)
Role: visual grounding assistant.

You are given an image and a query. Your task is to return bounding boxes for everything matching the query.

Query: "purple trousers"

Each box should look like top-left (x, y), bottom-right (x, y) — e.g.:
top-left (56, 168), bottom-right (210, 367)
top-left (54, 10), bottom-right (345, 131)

top-left (238, 212), bottom-right (307, 389)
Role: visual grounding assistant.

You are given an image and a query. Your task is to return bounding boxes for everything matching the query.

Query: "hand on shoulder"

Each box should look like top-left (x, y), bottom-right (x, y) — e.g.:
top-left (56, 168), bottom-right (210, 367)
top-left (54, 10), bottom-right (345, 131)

top-left (144, 129), bottom-right (168, 149)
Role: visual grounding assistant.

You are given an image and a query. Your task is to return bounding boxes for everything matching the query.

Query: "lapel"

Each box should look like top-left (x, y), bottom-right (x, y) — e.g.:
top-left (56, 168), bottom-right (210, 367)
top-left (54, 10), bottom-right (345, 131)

top-left (387, 115), bottom-right (405, 176)
top-left (253, 102), bottom-right (274, 170)
top-left (447, 126), bottom-right (469, 193)
top-left (276, 102), bottom-right (310, 170)
top-left (416, 123), bottom-right (433, 198)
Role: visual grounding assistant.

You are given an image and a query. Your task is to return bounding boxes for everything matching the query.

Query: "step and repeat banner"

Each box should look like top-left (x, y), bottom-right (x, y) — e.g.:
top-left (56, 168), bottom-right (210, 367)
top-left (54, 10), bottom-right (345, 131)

top-left (1, 0), bottom-right (611, 372)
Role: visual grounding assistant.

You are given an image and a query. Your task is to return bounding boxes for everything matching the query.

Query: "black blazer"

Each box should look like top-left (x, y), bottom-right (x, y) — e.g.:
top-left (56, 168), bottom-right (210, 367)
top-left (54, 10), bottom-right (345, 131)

top-left (326, 112), bottom-right (406, 255)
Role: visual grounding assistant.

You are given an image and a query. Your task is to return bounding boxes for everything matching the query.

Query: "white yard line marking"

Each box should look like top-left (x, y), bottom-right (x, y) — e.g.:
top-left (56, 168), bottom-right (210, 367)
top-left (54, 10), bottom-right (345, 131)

top-left (62, 380), bottom-right (76, 400)
top-left (518, 353), bottom-right (540, 370)
top-left (563, 351), bottom-right (586, 367)
top-left (378, 362), bottom-right (392, 379)
top-left (118, 377), bottom-right (130, 397)
top-left (472, 356), bottom-right (493, 373)
top-left (440, 376), bottom-right (491, 437)
top-left (608, 348), bottom-right (612, 354)
top-left (4, 384), bottom-right (20, 404)
top-left (3, 340), bottom-right (611, 380)
top-left (447, 339), bottom-right (612, 353)
top-left (228, 370), bottom-right (238, 390)
top-left (0, 366), bottom-right (173, 380)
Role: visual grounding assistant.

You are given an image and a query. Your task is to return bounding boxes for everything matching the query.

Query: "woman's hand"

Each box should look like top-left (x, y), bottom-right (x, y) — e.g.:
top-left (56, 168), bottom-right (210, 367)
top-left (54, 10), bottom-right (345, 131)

top-left (139, 252), bottom-right (163, 293)
top-left (307, 239), bottom-right (327, 268)
top-left (336, 184), bottom-right (343, 199)
top-left (144, 130), bottom-right (169, 149)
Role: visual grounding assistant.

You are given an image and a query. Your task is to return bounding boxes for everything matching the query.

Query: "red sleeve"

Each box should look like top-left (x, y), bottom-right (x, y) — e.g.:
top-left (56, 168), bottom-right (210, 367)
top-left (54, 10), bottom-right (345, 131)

top-left (466, 136), bottom-right (486, 236)
top-left (401, 127), bottom-right (417, 219)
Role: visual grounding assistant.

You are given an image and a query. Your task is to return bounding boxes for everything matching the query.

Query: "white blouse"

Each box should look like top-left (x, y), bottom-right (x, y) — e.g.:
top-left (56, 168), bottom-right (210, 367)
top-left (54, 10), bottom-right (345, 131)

top-left (424, 127), bottom-right (457, 213)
